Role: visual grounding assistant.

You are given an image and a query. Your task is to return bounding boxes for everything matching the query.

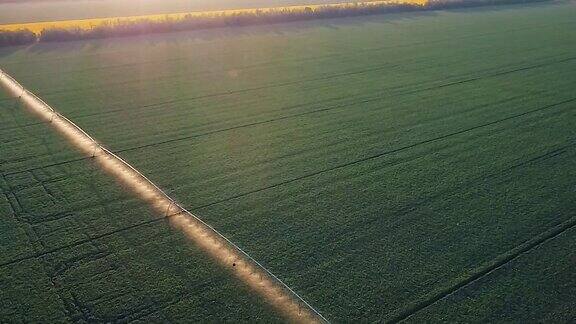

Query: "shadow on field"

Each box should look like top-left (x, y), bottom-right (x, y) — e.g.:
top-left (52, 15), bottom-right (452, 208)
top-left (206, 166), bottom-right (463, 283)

top-left (0, 9), bottom-right (441, 60)
top-left (0, 43), bottom-right (35, 60)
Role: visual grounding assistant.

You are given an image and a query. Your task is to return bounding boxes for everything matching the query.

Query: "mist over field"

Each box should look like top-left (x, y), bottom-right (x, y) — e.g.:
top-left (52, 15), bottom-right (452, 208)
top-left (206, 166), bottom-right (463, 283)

top-left (0, 0), bottom-right (355, 24)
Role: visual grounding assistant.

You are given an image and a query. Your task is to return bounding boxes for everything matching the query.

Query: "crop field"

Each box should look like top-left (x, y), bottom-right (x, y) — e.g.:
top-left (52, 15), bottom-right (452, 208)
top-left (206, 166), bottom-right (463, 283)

top-left (410, 225), bottom-right (576, 322)
top-left (0, 96), bottom-right (279, 321)
top-left (1, 0), bottom-right (575, 322)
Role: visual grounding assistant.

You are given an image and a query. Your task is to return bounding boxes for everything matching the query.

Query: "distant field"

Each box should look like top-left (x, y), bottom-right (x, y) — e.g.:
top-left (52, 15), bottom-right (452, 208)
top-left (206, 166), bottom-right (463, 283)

top-left (0, 0), bottom-right (372, 24)
top-left (1, 0), bottom-right (575, 321)
top-left (0, 0), bottom-right (425, 35)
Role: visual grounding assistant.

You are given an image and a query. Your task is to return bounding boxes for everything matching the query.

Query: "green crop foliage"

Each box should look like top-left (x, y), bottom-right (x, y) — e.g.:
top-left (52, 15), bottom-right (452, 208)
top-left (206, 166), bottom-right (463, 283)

top-left (407, 225), bottom-right (576, 322)
top-left (1, 1), bottom-right (575, 322)
top-left (0, 98), bottom-right (280, 321)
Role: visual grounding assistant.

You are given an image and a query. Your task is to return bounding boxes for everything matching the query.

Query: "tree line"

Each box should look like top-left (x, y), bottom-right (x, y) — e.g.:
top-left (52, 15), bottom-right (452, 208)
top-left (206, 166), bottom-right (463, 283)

top-left (0, 0), bottom-right (550, 47)
top-left (0, 29), bottom-right (36, 47)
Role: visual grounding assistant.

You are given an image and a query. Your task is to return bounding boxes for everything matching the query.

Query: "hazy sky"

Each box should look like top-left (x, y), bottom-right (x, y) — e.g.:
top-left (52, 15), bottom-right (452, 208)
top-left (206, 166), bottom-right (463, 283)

top-left (0, 0), bottom-right (353, 24)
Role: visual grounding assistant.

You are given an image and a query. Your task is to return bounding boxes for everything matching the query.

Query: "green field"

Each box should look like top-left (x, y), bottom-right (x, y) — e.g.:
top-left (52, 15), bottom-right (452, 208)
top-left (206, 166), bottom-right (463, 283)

top-left (0, 95), bottom-right (280, 321)
top-left (409, 225), bottom-right (576, 322)
top-left (1, 1), bottom-right (576, 322)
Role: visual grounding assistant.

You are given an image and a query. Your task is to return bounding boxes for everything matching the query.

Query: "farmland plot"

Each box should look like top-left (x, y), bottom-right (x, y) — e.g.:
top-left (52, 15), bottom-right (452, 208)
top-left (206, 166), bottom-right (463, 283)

top-left (407, 225), bottom-right (576, 322)
top-left (0, 95), bottom-right (280, 322)
top-left (1, 1), bottom-right (575, 321)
